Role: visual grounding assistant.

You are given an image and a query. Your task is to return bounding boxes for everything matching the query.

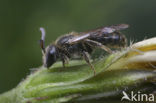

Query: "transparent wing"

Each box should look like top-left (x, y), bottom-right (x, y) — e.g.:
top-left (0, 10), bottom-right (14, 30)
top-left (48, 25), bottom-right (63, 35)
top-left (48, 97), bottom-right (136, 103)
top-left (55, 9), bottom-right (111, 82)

top-left (67, 24), bottom-right (129, 44)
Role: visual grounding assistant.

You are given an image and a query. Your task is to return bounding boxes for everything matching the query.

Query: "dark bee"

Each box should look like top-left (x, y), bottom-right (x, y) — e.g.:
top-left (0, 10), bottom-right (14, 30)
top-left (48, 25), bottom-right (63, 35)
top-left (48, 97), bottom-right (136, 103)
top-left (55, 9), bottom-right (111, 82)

top-left (39, 24), bottom-right (128, 75)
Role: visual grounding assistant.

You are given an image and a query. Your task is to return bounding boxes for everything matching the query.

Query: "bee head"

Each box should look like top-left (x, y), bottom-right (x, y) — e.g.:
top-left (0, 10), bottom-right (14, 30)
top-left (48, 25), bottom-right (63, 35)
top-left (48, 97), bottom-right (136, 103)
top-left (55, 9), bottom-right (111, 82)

top-left (39, 27), bottom-right (59, 68)
top-left (43, 45), bottom-right (59, 68)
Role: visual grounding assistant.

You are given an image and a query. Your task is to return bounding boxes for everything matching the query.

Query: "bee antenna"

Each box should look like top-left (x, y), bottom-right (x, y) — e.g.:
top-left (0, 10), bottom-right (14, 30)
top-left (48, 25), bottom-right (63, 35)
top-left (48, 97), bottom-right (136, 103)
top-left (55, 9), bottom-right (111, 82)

top-left (39, 27), bottom-right (46, 54)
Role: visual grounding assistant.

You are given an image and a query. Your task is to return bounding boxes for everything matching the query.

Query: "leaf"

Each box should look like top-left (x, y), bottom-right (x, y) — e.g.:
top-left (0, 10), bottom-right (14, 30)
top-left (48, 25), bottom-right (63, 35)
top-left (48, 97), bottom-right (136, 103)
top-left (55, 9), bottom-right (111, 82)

top-left (0, 37), bottom-right (156, 103)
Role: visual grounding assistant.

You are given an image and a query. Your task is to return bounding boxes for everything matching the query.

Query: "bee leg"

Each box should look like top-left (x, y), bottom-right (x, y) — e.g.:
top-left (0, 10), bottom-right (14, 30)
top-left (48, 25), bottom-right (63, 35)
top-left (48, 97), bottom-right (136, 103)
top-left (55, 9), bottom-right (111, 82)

top-left (86, 39), bottom-right (112, 54)
top-left (61, 55), bottom-right (69, 68)
top-left (82, 51), bottom-right (96, 75)
top-left (62, 58), bottom-right (66, 68)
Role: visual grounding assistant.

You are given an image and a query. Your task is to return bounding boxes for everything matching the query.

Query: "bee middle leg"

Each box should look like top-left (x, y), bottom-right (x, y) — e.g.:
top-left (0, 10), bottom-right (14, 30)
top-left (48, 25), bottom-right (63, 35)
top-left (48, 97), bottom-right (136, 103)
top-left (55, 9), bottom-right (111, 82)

top-left (85, 39), bottom-right (112, 53)
top-left (82, 51), bottom-right (96, 75)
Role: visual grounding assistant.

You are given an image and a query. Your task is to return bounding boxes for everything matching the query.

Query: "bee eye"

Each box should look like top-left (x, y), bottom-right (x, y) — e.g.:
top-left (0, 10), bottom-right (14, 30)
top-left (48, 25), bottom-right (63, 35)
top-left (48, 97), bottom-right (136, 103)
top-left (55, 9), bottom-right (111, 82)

top-left (50, 47), bottom-right (56, 54)
top-left (44, 45), bottom-right (58, 68)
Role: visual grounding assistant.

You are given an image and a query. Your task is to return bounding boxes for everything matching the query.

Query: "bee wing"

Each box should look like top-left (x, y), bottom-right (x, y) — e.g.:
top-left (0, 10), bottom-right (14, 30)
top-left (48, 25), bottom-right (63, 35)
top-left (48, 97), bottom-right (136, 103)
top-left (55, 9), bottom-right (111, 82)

top-left (106, 24), bottom-right (129, 32)
top-left (102, 24), bottom-right (129, 33)
top-left (83, 24), bottom-right (129, 34)
top-left (67, 24), bottom-right (129, 44)
top-left (67, 33), bottom-right (90, 44)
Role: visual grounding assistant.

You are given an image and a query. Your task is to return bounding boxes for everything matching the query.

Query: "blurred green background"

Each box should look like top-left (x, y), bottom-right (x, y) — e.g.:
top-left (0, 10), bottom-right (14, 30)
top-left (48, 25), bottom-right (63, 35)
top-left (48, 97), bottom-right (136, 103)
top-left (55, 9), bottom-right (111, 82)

top-left (0, 0), bottom-right (156, 93)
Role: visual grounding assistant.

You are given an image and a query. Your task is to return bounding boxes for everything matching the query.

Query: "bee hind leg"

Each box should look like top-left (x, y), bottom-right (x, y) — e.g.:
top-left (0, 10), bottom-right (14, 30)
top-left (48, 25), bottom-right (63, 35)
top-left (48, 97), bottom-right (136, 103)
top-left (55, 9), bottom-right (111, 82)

top-left (86, 39), bottom-right (112, 54)
top-left (82, 51), bottom-right (96, 75)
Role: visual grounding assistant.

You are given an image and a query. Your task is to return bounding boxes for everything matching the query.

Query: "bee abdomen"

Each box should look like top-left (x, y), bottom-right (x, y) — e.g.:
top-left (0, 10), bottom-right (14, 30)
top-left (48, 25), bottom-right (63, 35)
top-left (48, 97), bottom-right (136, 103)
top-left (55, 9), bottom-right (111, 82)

top-left (89, 32), bottom-right (127, 48)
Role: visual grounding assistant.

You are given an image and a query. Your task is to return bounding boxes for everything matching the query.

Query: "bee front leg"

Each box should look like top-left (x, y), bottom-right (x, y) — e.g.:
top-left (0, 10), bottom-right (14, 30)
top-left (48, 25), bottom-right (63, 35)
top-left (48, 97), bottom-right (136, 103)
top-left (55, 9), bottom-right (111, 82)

top-left (62, 58), bottom-right (66, 68)
top-left (61, 54), bottom-right (69, 68)
top-left (82, 51), bottom-right (96, 75)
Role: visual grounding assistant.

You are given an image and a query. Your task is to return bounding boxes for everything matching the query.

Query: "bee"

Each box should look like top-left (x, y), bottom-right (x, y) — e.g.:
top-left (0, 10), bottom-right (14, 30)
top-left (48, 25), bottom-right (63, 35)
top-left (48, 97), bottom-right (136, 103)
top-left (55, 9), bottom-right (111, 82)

top-left (39, 24), bottom-right (128, 75)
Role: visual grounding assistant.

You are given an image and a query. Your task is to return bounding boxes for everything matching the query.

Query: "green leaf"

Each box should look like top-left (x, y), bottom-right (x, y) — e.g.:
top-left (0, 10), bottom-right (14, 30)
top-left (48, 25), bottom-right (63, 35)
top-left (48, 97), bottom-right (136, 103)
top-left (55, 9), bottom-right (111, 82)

top-left (0, 37), bottom-right (156, 103)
